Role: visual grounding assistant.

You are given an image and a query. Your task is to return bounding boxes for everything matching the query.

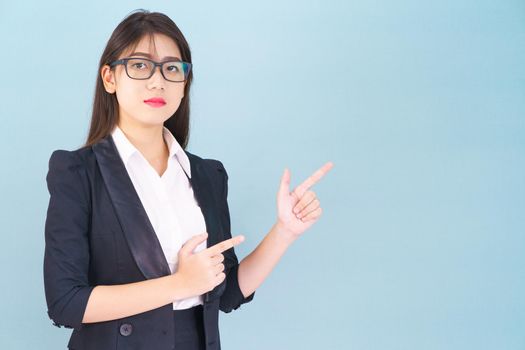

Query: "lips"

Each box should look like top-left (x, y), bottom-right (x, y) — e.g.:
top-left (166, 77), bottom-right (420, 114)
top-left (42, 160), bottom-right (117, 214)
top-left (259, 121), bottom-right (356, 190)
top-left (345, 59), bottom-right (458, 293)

top-left (144, 97), bottom-right (166, 108)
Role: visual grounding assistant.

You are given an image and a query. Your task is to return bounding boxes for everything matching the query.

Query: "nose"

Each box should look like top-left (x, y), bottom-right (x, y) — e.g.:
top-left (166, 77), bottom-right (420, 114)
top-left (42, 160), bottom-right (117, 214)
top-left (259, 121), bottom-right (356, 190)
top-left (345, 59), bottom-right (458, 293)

top-left (147, 65), bottom-right (165, 89)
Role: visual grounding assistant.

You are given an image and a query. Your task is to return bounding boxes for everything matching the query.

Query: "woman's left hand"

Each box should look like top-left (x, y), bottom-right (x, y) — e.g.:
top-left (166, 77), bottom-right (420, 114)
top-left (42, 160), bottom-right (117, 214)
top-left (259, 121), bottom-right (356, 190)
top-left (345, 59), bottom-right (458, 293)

top-left (276, 162), bottom-right (334, 239)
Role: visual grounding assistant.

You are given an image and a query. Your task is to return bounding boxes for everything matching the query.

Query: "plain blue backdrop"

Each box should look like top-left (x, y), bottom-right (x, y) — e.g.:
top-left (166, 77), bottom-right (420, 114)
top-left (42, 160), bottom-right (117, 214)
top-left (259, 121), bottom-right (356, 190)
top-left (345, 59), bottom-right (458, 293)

top-left (0, 0), bottom-right (524, 349)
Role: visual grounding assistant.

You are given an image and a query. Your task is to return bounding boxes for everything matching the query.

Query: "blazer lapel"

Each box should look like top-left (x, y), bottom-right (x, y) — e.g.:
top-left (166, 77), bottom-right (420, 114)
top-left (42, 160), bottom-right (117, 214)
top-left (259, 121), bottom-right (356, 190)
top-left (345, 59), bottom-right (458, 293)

top-left (93, 135), bottom-right (170, 279)
top-left (92, 134), bottom-right (222, 282)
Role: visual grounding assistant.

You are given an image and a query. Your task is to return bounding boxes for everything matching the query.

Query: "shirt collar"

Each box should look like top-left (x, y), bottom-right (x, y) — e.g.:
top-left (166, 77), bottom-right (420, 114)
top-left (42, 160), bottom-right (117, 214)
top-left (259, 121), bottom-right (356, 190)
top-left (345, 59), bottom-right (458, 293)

top-left (111, 125), bottom-right (191, 178)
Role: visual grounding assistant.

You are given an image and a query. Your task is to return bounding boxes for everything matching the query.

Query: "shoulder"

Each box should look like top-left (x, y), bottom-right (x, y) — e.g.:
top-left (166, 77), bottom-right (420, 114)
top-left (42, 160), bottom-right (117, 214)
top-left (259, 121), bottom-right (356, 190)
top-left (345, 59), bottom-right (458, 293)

top-left (47, 146), bottom-right (95, 171)
top-left (46, 147), bottom-right (94, 191)
top-left (45, 147), bottom-right (94, 205)
top-left (184, 150), bottom-right (228, 178)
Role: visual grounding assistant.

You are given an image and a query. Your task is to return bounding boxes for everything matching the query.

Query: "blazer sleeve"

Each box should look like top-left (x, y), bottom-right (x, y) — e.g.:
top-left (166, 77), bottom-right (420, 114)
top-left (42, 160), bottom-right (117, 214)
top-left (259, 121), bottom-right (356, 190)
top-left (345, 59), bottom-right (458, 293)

top-left (214, 160), bottom-right (255, 313)
top-left (43, 150), bottom-right (95, 330)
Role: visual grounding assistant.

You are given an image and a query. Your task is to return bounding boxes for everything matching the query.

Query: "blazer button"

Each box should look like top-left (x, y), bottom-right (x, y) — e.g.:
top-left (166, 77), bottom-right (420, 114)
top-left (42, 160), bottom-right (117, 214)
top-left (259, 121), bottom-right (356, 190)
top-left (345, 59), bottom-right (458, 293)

top-left (119, 323), bottom-right (133, 336)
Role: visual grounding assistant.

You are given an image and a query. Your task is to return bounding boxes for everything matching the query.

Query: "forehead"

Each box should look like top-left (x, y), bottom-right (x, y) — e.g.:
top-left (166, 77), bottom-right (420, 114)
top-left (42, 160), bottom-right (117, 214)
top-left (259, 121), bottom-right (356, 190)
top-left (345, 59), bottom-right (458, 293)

top-left (122, 33), bottom-right (182, 60)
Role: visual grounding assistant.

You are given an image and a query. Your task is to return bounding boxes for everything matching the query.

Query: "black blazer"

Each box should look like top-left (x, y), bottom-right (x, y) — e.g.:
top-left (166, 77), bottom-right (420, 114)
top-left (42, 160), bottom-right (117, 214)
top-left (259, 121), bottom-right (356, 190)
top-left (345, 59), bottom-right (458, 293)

top-left (43, 133), bottom-right (255, 350)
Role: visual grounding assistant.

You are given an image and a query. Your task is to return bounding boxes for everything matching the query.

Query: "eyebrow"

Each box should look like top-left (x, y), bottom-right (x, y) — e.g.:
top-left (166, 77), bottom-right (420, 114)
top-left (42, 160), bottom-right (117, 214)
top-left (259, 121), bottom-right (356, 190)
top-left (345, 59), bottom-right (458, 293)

top-left (128, 52), bottom-right (181, 61)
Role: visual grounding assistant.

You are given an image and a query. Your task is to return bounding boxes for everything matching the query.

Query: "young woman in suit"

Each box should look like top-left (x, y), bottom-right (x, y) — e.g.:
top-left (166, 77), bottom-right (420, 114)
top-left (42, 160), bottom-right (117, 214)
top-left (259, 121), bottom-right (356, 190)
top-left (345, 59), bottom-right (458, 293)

top-left (43, 9), bottom-right (333, 350)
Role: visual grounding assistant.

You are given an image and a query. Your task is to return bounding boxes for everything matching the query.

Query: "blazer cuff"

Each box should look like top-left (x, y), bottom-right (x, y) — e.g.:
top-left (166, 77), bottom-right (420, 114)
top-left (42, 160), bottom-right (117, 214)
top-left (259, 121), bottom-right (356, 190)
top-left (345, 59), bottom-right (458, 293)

top-left (220, 263), bottom-right (255, 313)
top-left (47, 285), bottom-right (95, 330)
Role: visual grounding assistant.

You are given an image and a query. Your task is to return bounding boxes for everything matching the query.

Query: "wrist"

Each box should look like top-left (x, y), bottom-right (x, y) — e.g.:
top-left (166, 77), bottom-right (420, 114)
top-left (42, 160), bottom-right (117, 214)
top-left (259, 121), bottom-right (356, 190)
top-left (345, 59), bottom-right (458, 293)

top-left (169, 272), bottom-right (189, 301)
top-left (273, 221), bottom-right (298, 245)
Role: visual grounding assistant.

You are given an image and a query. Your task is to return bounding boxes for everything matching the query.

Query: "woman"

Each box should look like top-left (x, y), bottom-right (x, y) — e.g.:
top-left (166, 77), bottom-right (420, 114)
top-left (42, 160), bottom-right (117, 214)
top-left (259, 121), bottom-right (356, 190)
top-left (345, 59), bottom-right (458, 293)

top-left (43, 9), bottom-right (333, 350)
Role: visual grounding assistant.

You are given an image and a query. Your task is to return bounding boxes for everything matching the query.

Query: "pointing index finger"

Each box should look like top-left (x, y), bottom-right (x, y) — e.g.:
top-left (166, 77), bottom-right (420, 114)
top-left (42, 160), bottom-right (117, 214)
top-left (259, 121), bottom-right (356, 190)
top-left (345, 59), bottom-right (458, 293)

top-left (293, 161), bottom-right (334, 198)
top-left (207, 235), bottom-right (245, 256)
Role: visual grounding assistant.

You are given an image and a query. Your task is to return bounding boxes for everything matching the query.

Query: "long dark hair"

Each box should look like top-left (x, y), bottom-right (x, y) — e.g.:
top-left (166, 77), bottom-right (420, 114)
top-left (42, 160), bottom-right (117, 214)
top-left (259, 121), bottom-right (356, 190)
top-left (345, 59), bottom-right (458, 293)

top-left (84, 9), bottom-right (193, 149)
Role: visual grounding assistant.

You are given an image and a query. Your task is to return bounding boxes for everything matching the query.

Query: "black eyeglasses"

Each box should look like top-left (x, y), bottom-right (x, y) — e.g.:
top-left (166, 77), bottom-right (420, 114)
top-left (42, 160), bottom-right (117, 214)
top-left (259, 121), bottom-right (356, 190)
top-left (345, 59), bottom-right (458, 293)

top-left (109, 57), bottom-right (192, 82)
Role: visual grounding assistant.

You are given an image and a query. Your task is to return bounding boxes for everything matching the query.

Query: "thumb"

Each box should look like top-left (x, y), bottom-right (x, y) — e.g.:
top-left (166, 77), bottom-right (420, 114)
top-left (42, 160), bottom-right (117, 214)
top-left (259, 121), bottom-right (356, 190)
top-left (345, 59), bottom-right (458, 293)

top-left (278, 168), bottom-right (291, 200)
top-left (180, 232), bottom-right (208, 256)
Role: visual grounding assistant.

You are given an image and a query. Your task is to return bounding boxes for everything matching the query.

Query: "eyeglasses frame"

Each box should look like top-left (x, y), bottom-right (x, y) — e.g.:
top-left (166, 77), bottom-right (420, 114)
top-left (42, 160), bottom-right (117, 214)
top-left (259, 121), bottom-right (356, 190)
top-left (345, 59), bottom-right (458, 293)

top-left (109, 57), bottom-right (192, 82)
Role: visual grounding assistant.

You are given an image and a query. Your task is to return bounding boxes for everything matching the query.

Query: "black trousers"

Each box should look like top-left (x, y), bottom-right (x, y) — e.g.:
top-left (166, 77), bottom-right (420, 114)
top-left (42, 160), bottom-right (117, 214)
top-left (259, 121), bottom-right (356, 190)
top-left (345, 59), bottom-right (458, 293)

top-left (173, 305), bottom-right (206, 350)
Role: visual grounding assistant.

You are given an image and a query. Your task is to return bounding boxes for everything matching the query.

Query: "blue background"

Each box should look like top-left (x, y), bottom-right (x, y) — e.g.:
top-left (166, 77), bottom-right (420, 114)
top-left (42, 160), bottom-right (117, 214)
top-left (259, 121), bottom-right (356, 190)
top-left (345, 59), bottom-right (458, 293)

top-left (0, 0), bottom-right (524, 349)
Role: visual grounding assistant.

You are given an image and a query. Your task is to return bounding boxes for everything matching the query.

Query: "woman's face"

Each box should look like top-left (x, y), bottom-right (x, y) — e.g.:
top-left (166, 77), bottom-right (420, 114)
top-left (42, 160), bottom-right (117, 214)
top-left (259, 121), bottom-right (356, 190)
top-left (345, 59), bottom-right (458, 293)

top-left (101, 33), bottom-right (186, 129)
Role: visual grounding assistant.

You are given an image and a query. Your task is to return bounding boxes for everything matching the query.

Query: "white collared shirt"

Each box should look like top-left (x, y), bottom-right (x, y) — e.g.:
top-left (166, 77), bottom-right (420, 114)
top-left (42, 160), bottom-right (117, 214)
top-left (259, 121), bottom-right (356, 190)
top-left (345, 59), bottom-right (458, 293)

top-left (111, 125), bottom-right (207, 310)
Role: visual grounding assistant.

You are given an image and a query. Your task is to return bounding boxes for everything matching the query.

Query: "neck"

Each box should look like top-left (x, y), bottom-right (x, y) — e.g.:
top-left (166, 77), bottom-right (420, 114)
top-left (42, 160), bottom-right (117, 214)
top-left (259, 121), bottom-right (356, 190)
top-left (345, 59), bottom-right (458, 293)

top-left (117, 118), bottom-right (168, 162)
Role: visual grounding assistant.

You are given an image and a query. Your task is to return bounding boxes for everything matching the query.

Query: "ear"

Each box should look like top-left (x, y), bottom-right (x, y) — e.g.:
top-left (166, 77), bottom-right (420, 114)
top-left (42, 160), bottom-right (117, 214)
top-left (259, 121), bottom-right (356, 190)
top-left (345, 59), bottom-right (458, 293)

top-left (101, 65), bottom-right (116, 94)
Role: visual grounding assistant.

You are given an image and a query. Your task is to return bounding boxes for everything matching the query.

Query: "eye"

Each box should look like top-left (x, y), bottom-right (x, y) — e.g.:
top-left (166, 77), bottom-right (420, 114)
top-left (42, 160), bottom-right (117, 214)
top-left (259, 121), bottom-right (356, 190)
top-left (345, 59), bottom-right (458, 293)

top-left (166, 64), bottom-right (180, 72)
top-left (131, 62), bottom-right (147, 70)
top-left (127, 58), bottom-right (152, 70)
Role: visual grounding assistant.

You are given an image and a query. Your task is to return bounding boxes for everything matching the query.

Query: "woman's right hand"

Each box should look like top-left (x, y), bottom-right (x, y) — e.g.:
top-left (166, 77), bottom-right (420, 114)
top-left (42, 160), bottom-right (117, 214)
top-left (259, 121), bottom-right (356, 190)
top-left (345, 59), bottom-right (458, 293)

top-left (173, 232), bottom-right (245, 299)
